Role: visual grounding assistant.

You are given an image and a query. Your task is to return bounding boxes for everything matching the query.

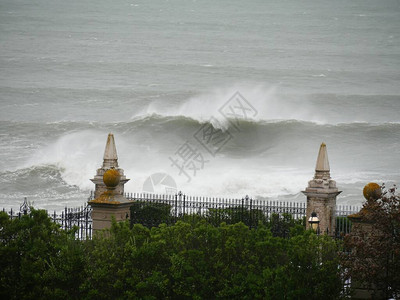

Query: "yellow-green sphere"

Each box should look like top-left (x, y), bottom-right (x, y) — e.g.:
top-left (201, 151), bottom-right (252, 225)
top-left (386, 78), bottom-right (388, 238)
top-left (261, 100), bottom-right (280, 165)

top-left (363, 182), bottom-right (381, 201)
top-left (103, 169), bottom-right (120, 188)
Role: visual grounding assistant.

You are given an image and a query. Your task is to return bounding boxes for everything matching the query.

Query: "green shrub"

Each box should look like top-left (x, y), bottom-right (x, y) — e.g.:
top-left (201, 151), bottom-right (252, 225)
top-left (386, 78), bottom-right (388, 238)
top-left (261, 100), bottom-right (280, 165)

top-left (0, 209), bottom-right (345, 299)
top-left (130, 201), bottom-right (172, 228)
top-left (0, 209), bottom-right (84, 300)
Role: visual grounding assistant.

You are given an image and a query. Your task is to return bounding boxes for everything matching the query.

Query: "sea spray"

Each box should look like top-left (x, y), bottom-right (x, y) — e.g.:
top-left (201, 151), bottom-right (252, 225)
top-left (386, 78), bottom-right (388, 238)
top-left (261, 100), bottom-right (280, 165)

top-left (2, 111), bottom-right (400, 210)
top-left (131, 84), bottom-right (319, 126)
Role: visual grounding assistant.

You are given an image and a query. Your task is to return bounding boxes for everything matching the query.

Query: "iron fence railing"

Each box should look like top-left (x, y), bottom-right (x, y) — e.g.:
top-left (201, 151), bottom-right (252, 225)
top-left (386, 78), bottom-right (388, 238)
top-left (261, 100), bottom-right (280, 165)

top-left (125, 192), bottom-right (360, 237)
top-left (335, 205), bottom-right (360, 239)
top-left (3, 194), bottom-right (361, 240)
top-left (127, 192), bottom-right (306, 220)
top-left (2, 197), bottom-right (92, 240)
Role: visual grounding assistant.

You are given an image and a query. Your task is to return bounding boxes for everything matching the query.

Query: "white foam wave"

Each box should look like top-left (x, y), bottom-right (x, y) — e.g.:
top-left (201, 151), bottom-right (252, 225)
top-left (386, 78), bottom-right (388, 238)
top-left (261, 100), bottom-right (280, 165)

top-left (131, 84), bottom-right (325, 127)
top-left (16, 123), bottom-right (399, 207)
top-left (131, 84), bottom-right (400, 126)
top-left (21, 130), bottom-right (110, 190)
top-left (20, 130), bottom-right (171, 192)
top-left (19, 128), bottom-right (313, 199)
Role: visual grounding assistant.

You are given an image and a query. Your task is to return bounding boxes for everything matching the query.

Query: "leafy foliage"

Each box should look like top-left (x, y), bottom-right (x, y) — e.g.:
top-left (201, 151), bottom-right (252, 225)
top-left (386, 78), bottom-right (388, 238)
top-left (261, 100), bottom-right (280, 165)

top-left (0, 209), bottom-right (84, 300)
top-left (83, 218), bottom-right (343, 299)
top-left (0, 208), bottom-right (344, 299)
top-left (130, 201), bottom-right (304, 238)
top-left (206, 207), bottom-right (267, 228)
top-left (130, 201), bottom-right (173, 228)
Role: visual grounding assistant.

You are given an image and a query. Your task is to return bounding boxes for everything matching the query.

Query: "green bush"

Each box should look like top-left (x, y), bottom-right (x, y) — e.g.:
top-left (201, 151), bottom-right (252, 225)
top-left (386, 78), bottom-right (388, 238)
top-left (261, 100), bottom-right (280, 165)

top-left (0, 209), bottom-right (345, 299)
top-left (0, 209), bottom-right (84, 300)
top-left (206, 207), bottom-right (267, 228)
top-left (130, 201), bottom-right (173, 228)
top-left (84, 219), bottom-right (344, 299)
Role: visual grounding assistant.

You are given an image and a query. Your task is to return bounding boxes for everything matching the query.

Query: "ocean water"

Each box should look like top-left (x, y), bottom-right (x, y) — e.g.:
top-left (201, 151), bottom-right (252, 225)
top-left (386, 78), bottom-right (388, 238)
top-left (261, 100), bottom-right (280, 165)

top-left (1, 0), bottom-right (399, 211)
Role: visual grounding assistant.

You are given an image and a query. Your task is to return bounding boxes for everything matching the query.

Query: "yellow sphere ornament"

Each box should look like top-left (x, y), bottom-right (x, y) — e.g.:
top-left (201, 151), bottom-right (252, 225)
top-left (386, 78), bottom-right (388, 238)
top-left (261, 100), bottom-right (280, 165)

top-left (103, 169), bottom-right (120, 189)
top-left (363, 182), bottom-right (381, 201)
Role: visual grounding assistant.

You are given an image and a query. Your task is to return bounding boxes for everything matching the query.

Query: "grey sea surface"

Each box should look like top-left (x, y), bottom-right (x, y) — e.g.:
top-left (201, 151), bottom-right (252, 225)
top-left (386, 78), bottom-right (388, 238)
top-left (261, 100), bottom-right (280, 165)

top-left (0, 0), bottom-right (399, 211)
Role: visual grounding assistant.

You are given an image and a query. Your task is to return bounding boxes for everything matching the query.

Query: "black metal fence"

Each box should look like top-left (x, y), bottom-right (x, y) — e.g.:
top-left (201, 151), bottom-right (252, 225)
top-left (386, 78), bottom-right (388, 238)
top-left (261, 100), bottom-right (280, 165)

top-left (335, 205), bottom-right (360, 239)
top-left (3, 194), bottom-right (360, 240)
top-left (2, 198), bottom-right (92, 240)
top-left (126, 192), bottom-right (360, 237)
top-left (126, 192), bottom-right (306, 238)
top-left (125, 192), bottom-right (306, 227)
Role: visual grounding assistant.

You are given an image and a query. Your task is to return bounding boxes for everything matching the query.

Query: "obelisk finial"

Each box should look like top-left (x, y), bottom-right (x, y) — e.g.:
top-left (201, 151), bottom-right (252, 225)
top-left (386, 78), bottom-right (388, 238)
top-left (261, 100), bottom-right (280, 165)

top-left (314, 142), bottom-right (330, 180)
top-left (103, 133), bottom-right (118, 169)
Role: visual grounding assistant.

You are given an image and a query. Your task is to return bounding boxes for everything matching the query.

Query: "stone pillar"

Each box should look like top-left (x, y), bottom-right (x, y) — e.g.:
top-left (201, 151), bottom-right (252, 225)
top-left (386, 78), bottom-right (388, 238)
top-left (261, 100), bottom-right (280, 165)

top-left (346, 214), bottom-right (383, 299)
top-left (90, 133), bottom-right (129, 198)
top-left (89, 201), bottom-right (132, 233)
top-left (89, 169), bottom-right (132, 234)
top-left (302, 143), bottom-right (341, 235)
top-left (345, 183), bottom-right (386, 299)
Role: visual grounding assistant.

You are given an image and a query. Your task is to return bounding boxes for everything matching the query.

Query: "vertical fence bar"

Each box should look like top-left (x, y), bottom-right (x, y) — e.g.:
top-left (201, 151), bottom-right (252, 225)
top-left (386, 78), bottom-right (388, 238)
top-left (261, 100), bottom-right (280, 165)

top-left (183, 193), bottom-right (186, 217)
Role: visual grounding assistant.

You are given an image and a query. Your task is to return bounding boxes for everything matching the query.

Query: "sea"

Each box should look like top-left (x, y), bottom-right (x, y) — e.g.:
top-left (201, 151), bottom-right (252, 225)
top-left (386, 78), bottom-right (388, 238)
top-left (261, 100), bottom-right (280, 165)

top-left (1, 0), bottom-right (399, 211)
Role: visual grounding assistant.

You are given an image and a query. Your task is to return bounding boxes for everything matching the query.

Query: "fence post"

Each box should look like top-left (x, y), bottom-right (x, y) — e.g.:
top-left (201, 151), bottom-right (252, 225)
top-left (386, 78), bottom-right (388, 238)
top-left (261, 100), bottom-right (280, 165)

top-left (241, 197), bottom-right (244, 223)
top-left (183, 193), bottom-right (186, 217)
top-left (174, 192), bottom-right (178, 220)
top-left (249, 196), bottom-right (253, 228)
top-left (21, 197), bottom-right (29, 215)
